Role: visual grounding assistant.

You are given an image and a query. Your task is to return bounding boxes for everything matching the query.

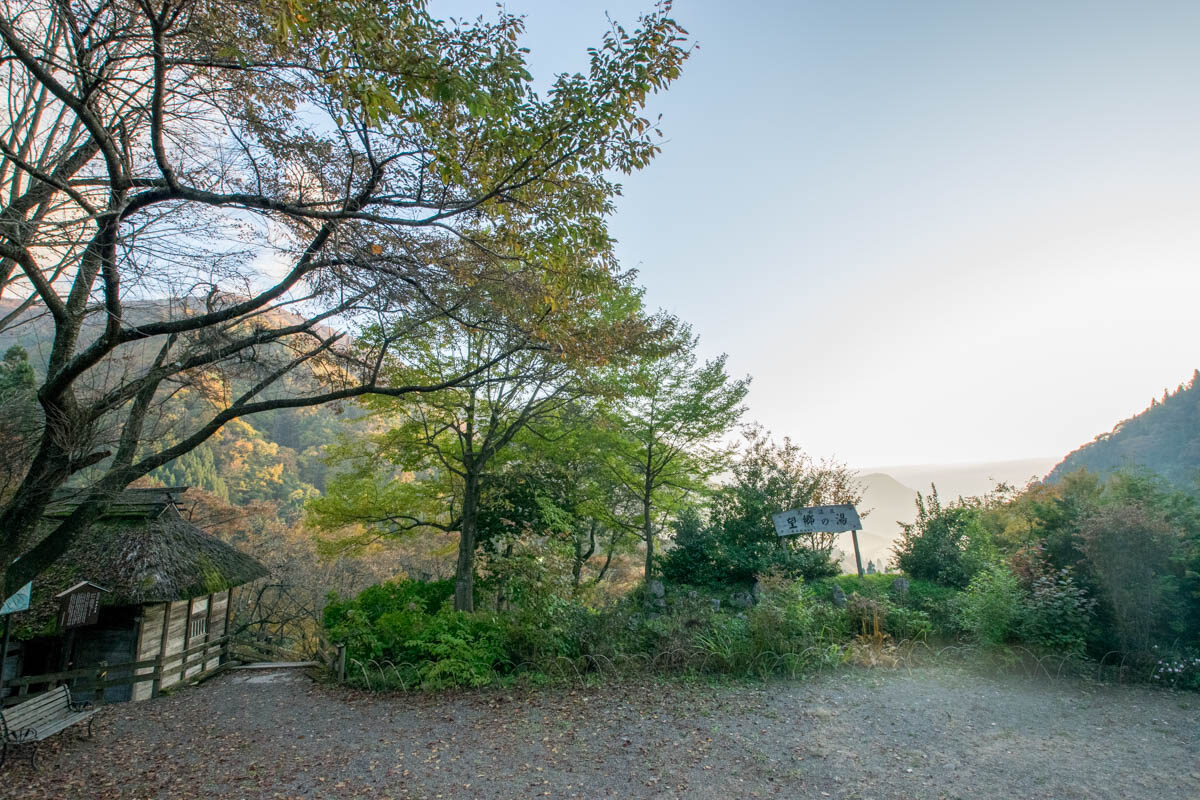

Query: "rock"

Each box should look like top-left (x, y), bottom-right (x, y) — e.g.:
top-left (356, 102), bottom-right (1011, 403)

top-left (648, 579), bottom-right (666, 599)
top-left (730, 591), bottom-right (754, 609)
top-left (831, 583), bottom-right (847, 608)
top-left (709, 598), bottom-right (721, 611)
top-left (890, 577), bottom-right (910, 602)
top-left (751, 578), bottom-right (762, 602)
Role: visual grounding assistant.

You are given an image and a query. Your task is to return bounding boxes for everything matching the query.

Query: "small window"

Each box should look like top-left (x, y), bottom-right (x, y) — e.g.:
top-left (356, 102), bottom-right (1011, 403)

top-left (190, 615), bottom-right (208, 639)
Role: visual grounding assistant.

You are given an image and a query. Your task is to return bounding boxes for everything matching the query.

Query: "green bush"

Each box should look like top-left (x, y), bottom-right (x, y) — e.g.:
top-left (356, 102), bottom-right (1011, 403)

top-left (892, 491), bottom-right (996, 588)
top-left (957, 564), bottom-right (1022, 645)
top-left (904, 579), bottom-right (963, 636)
top-left (406, 611), bottom-right (507, 689)
top-left (807, 598), bottom-right (853, 641)
top-left (829, 573), bottom-right (897, 600)
top-left (885, 606), bottom-right (933, 641)
top-left (746, 575), bottom-right (816, 654)
top-left (325, 579), bottom-right (509, 689)
top-left (324, 578), bottom-right (453, 631)
top-left (1016, 567), bottom-right (1095, 654)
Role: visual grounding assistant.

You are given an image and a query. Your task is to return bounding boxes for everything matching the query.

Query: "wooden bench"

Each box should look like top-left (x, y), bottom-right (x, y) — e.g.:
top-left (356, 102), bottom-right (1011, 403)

top-left (1, 685), bottom-right (95, 768)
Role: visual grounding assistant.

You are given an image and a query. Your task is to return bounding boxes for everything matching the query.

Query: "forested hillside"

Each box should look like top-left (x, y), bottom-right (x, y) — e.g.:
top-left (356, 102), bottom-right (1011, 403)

top-left (0, 299), bottom-right (344, 520)
top-left (1047, 370), bottom-right (1200, 488)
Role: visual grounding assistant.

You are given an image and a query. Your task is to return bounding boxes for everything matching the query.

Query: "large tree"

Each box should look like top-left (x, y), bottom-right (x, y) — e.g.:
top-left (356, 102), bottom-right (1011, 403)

top-left (308, 282), bottom-right (661, 610)
top-left (0, 0), bottom-right (690, 596)
top-left (606, 327), bottom-right (749, 581)
top-left (478, 405), bottom-right (639, 593)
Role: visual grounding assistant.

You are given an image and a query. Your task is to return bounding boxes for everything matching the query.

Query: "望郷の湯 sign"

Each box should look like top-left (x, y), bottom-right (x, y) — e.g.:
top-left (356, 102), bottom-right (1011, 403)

top-left (772, 503), bottom-right (862, 536)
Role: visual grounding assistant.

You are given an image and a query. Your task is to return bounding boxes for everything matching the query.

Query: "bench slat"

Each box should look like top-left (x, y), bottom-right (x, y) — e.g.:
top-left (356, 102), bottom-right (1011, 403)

top-left (2, 686), bottom-right (68, 711)
top-left (3, 688), bottom-right (69, 717)
top-left (4, 701), bottom-right (71, 727)
top-left (27, 710), bottom-right (95, 740)
top-left (2, 686), bottom-right (82, 741)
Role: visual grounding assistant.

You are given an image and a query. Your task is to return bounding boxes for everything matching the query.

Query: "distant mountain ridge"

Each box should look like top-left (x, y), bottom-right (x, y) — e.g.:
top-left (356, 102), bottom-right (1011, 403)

top-left (845, 457), bottom-right (1060, 572)
top-left (865, 457), bottom-right (1057, 499)
top-left (1046, 370), bottom-right (1200, 488)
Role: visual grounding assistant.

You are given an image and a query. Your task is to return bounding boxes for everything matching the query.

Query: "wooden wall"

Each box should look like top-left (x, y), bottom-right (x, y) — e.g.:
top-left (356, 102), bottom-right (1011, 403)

top-left (130, 589), bottom-right (231, 702)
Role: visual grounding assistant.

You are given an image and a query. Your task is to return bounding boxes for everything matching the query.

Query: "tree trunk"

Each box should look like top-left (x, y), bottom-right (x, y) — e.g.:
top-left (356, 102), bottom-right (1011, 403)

top-left (642, 443), bottom-right (655, 582)
top-left (454, 471), bottom-right (481, 612)
top-left (642, 492), bottom-right (654, 581)
top-left (0, 424), bottom-right (83, 597)
top-left (571, 521), bottom-right (597, 591)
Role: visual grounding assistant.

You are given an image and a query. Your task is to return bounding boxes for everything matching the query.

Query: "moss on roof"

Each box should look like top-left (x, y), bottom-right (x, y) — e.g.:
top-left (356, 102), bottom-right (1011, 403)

top-left (13, 488), bottom-right (267, 638)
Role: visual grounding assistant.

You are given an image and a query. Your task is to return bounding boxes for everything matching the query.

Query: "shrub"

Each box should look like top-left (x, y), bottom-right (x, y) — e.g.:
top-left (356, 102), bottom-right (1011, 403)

top-left (324, 578), bottom-right (453, 632)
top-left (904, 579), bottom-right (963, 636)
top-left (405, 611), bottom-right (508, 689)
top-left (845, 593), bottom-right (887, 638)
top-left (957, 564), bottom-right (1022, 645)
top-left (746, 574), bottom-right (815, 655)
top-left (325, 579), bottom-right (509, 689)
top-left (1150, 647), bottom-right (1200, 690)
top-left (885, 606), bottom-right (933, 641)
top-left (1077, 505), bottom-right (1182, 656)
top-left (1016, 566), bottom-right (1095, 654)
top-left (892, 490), bottom-right (996, 588)
top-left (806, 603), bottom-right (848, 640)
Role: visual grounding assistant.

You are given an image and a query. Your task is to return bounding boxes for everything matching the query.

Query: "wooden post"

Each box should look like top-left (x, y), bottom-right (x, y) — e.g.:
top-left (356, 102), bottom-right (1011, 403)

top-left (182, 596), bottom-right (195, 677)
top-left (154, 602), bottom-right (171, 697)
top-left (94, 661), bottom-right (107, 707)
top-left (851, 529), bottom-right (865, 579)
top-left (0, 615), bottom-right (10, 699)
top-left (224, 587), bottom-right (235, 640)
top-left (336, 644), bottom-right (346, 684)
top-left (58, 628), bottom-right (76, 677)
top-left (203, 593), bottom-right (215, 671)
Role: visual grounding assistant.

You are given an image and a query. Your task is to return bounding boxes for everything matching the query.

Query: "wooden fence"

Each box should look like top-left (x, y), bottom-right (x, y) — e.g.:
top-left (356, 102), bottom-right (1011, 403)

top-left (1, 633), bottom-right (345, 708)
top-left (2, 635), bottom-right (232, 707)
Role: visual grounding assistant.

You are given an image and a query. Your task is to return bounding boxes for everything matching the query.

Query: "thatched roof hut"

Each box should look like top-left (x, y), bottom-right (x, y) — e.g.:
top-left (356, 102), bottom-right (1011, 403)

top-left (16, 487), bottom-right (267, 638)
top-left (5, 487), bottom-right (267, 703)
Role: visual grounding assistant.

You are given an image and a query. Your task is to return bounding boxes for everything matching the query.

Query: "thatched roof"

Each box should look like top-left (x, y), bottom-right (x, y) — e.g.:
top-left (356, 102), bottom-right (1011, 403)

top-left (14, 487), bottom-right (268, 638)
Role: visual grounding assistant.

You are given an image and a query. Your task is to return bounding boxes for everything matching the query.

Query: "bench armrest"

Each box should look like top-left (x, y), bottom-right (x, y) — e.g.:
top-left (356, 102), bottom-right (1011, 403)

top-left (4, 726), bottom-right (38, 744)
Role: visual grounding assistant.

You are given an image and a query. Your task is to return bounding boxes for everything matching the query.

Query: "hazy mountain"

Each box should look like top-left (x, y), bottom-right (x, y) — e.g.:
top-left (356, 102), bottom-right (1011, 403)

top-left (863, 457), bottom-right (1057, 500)
top-left (836, 458), bottom-right (1059, 572)
top-left (841, 472), bottom-right (920, 571)
top-left (1046, 370), bottom-right (1200, 488)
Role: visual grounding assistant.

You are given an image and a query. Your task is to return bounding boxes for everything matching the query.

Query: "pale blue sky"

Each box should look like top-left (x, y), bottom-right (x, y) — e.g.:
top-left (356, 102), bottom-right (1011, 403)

top-left (434, 0), bottom-right (1200, 467)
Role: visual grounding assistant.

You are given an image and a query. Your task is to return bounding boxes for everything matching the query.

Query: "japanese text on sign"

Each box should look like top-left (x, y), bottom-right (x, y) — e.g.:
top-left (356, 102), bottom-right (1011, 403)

top-left (772, 503), bottom-right (862, 536)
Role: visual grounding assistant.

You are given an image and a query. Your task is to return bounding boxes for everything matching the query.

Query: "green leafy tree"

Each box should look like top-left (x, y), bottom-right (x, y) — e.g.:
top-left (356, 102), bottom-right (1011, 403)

top-left (311, 284), bottom-right (660, 610)
top-left (661, 426), bottom-right (861, 587)
top-left (605, 326), bottom-right (749, 581)
top-left (479, 407), bottom-right (638, 592)
top-left (0, 0), bottom-right (691, 598)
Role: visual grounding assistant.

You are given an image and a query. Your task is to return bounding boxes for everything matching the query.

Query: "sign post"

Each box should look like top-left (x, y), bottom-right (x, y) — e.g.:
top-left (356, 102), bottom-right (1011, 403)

top-left (54, 581), bottom-right (110, 673)
top-left (0, 580), bottom-right (32, 698)
top-left (772, 503), bottom-right (865, 578)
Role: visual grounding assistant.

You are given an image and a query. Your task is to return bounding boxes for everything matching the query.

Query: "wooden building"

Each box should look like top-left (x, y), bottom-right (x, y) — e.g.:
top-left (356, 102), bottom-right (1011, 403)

top-left (5, 488), bottom-right (267, 703)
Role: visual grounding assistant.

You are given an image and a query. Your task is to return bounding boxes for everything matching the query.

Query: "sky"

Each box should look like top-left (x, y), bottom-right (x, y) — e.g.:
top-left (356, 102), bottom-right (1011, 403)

top-left (432, 0), bottom-right (1200, 468)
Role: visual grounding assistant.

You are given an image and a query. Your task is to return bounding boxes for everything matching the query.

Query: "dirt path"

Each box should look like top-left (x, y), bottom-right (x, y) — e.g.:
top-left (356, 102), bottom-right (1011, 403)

top-left (5, 664), bottom-right (1199, 799)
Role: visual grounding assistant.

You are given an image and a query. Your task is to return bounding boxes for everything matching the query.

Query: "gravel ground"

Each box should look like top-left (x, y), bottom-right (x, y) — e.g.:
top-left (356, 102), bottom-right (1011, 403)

top-left (4, 663), bottom-right (1199, 800)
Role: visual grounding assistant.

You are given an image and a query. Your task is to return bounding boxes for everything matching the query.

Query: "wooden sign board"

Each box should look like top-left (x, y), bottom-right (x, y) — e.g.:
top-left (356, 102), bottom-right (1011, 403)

top-left (772, 503), bottom-right (862, 536)
top-left (55, 581), bottom-right (110, 629)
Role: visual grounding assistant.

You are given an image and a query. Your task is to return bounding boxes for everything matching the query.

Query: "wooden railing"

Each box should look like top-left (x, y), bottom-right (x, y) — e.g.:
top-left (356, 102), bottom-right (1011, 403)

top-left (1, 635), bottom-right (231, 707)
top-left (1, 633), bottom-right (346, 708)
